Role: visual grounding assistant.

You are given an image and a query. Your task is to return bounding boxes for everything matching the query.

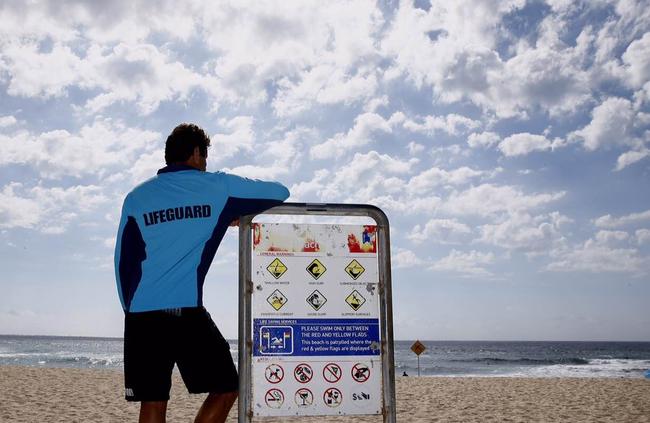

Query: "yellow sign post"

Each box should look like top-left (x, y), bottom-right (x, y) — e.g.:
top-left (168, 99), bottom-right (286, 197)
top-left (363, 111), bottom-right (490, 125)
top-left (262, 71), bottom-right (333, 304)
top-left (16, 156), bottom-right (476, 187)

top-left (410, 340), bottom-right (426, 376)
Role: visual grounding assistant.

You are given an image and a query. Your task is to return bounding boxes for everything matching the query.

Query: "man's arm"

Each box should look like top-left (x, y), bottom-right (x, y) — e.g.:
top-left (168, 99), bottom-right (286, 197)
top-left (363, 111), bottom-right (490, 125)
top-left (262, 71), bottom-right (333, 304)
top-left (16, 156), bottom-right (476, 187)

top-left (222, 173), bottom-right (290, 219)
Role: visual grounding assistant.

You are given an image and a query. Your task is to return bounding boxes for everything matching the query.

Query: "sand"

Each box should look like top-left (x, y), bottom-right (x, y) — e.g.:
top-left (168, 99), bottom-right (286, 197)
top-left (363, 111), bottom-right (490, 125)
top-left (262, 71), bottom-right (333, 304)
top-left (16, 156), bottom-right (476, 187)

top-left (1, 366), bottom-right (649, 422)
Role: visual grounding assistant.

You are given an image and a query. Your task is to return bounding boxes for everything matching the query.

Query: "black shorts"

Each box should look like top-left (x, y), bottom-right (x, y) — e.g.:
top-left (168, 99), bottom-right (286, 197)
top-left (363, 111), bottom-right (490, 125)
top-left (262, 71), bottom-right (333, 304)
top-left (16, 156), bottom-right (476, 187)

top-left (123, 306), bottom-right (238, 402)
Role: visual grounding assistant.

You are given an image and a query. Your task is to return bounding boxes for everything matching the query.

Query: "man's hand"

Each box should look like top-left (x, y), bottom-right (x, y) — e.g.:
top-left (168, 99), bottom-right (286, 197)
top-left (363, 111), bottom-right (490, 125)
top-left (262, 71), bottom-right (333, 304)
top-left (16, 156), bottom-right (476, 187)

top-left (229, 219), bottom-right (239, 227)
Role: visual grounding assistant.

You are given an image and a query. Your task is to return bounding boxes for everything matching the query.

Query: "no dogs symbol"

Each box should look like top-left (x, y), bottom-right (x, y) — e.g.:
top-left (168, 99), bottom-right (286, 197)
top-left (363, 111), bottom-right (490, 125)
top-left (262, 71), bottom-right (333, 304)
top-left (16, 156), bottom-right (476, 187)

top-left (264, 364), bottom-right (284, 384)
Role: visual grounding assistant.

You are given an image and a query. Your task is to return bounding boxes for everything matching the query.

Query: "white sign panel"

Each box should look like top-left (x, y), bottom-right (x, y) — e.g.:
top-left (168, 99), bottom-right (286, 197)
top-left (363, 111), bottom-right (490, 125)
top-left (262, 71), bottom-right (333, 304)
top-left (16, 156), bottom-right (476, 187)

top-left (251, 223), bottom-right (382, 416)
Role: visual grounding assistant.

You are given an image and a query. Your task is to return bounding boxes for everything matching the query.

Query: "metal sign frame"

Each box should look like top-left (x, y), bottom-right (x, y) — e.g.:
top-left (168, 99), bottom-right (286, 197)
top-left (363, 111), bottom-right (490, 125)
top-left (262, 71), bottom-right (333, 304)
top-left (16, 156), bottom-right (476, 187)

top-left (238, 203), bottom-right (396, 422)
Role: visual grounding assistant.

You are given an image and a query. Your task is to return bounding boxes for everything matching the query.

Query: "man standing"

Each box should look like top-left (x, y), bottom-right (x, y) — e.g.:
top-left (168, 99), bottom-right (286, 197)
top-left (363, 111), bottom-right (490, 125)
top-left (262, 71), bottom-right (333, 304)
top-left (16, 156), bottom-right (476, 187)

top-left (114, 123), bottom-right (289, 423)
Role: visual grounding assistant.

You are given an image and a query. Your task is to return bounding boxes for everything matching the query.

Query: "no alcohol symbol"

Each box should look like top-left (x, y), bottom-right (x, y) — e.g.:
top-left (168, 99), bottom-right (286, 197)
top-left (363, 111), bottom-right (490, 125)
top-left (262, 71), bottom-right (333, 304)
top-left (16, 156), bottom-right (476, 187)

top-left (295, 388), bottom-right (314, 407)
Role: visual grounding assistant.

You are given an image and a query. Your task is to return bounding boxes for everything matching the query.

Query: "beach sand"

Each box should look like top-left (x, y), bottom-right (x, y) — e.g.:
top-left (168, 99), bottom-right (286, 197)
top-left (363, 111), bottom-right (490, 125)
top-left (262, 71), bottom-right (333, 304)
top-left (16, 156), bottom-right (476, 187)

top-left (1, 366), bottom-right (649, 422)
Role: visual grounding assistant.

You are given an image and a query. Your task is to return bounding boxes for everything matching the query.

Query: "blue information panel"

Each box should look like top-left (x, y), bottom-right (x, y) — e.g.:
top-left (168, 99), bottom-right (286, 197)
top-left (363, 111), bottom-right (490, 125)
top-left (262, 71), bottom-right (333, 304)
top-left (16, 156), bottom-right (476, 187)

top-left (253, 318), bottom-right (380, 357)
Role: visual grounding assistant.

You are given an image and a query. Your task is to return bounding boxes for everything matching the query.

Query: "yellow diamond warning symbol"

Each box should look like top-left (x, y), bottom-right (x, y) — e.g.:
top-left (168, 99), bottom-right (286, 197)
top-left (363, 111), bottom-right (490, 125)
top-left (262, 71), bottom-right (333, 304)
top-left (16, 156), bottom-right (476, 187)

top-left (267, 258), bottom-right (288, 279)
top-left (306, 259), bottom-right (326, 280)
top-left (267, 289), bottom-right (288, 311)
top-left (345, 259), bottom-right (365, 280)
top-left (345, 290), bottom-right (366, 311)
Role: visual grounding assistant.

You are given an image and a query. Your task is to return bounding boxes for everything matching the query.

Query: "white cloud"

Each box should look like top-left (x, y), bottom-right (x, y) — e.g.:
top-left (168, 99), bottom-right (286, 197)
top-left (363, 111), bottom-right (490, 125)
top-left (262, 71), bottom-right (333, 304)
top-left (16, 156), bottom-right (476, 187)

top-left (0, 119), bottom-right (160, 179)
top-left (570, 97), bottom-right (638, 151)
top-left (381, 1), bottom-right (593, 118)
top-left (499, 133), bottom-right (553, 157)
top-left (406, 141), bottom-right (425, 155)
top-left (429, 249), bottom-right (495, 277)
top-left (1, 41), bottom-right (83, 98)
top-left (392, 248), bottom-right (425, 269)
top-left (0, 183), bottom-right (108, 233)
top-left (594, 209), bottom-right (650, 228)
top-left (594, 230), bottom-right (629, 245)
top-left (210, 116), bottom-right (256, 161)
top-left (622, 31), bottom-right (650, 89)
top-left (478, 211), bottom-right (570, 252)
top-left (408, 218), bottom-right (472, 244)
top-left (0, 115), bottom-right (17, 127)
top-left (635, 229), bottom-right (650, 245)
top-left (82, 43), bottom-right (207, 115)
top-left (407, 166), bottom-right (486, 194)
top-left (309, 112), bottom-right (393, 159)
top-left (468, 131), bottom-right (500, 149)
top-left (443, 184), bottom-right (565, 218)
top-left (402, 113), bottom-right (481, 136)
top-left (273, 65), bottom-right (378, 116)
top-left (615, 148), bottom-right (650, 171)
top-left (547, 234), bottom-right (647, 275)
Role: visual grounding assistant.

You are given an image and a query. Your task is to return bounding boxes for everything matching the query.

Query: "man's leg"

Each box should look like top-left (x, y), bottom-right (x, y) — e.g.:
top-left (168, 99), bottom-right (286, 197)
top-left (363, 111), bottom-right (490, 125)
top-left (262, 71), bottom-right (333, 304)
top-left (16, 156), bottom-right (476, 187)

top-left (139, 401), bottom-right (168, 423)
top-left (194, 391), bottom-right (238, 423)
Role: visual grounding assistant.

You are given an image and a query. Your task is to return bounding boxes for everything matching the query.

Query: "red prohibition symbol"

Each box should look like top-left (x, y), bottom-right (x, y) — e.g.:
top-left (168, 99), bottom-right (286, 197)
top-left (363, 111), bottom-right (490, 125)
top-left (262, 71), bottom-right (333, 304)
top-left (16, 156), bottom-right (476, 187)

top-left (265, 388), bottom-right (284, 408)
top-left (322, 362), bottom-right (342, 383)
top-left (264, 364), bottom-right (284, 384)
top-left (351, 363), bottom-right (370, 382)
top-left (323, 387), bottom-right (343, 407)
top-left (294, 363), bottom-right (313, 383)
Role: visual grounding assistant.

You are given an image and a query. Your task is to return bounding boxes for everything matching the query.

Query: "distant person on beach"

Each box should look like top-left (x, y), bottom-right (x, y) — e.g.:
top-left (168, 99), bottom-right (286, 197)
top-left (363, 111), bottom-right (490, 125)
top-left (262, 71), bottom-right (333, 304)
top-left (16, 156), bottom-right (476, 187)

top-left (114, 123), bottom-right (289, 423)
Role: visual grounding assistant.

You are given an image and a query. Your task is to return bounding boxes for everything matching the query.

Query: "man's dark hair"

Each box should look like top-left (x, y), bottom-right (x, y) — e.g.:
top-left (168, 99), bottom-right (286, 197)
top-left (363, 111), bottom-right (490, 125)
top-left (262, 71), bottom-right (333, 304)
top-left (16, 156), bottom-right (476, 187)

top-left (165, 123), bottom-right (211, 164)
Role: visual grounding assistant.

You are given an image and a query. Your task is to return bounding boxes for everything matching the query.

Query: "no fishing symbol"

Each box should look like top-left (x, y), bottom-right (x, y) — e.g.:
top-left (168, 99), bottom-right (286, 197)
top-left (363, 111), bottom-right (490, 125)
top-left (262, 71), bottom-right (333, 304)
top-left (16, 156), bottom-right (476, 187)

top-left (322, 363), bottom-right (342, 383)
top-left (294, 363), bottom-right (313, 383)
top-left (351, 363), bottom-right (370, 383)
top-left (264, 364), bottom-right (284, 384)
top-left (265, 389), bottom-right (284, 408)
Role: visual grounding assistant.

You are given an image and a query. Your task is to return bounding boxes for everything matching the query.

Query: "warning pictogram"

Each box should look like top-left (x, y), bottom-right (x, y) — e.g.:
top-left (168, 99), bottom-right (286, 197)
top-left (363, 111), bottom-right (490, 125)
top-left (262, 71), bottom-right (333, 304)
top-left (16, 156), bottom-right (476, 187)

top-left (267, 258), bottom-right (288, 279)
top-left (266, 289), bottom-right (288, 311)
top-left (295, 388), bottom-right (314, 407)
top-left (351, 363), bottom-right (370, 382)
top-left (323, 387), bottom-right (342, 407)
top-left (294, 363), bottom-right (313, 383)
top-left (265, 389), bottom-right (284, 408)
top-left (411, 340), bottom-right (426, 356)
top-left (306, 259), bottom-right (326, 280)
top-left (322, 363), bottom-right (342, 383)
top-left (264, 364), bottom-right (284, 384)
top-left (345, 259), bottom-right (365, 280)
top-left (306, 290), bottom-right (327, 311)
top-left (345, 290), bottom-right (366, 311)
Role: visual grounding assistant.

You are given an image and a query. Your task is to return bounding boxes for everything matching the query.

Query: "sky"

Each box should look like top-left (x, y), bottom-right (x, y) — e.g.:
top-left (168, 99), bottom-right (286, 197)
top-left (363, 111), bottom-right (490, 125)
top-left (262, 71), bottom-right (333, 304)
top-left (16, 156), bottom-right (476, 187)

top-left (0, 0), bottom-right (649, 341)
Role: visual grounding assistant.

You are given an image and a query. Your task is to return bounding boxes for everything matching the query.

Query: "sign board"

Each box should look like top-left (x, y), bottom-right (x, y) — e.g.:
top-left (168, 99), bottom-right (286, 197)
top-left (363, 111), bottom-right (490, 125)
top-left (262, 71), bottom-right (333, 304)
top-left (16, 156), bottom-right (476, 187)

top-left (250, 222), bottom-right (382, 417)
top-left (410, 340), bottom-right (426, 356)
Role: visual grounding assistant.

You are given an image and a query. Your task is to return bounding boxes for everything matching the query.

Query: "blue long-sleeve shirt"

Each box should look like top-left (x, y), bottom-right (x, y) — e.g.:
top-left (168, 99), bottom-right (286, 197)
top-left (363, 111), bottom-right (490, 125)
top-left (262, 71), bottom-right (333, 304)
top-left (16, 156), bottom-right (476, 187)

top-left (114, 164), bottom-right (290, 312)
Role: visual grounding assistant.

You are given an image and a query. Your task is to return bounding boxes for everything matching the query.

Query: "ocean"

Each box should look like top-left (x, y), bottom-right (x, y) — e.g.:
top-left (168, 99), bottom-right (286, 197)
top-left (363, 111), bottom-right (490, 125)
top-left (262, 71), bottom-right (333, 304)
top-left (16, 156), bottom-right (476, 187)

top-left (1, 335), bottom-right (649, 378)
